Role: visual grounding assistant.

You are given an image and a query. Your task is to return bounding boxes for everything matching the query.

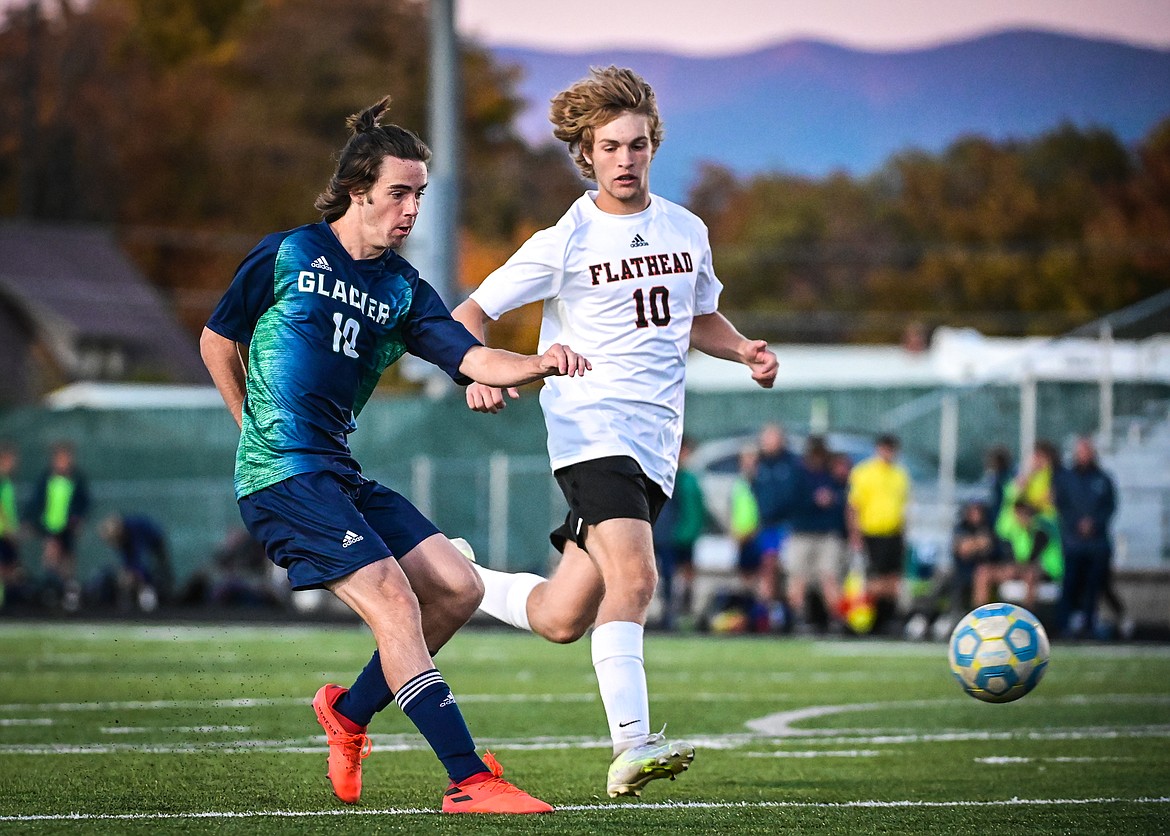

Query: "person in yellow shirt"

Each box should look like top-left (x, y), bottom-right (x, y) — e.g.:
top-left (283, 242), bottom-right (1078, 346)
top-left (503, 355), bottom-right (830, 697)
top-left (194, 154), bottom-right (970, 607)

top-left (847, 434), bottom-right (911, 632)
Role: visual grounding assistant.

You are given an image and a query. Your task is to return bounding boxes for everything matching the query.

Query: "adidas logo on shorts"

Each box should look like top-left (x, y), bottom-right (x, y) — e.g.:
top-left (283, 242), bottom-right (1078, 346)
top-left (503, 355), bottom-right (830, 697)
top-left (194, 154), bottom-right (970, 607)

top-left (630, 233), bottom-right (649, 248)
top-left (341, 530), bottom-right (364, 548)
top-left (310, 255), bottom-right (332, 271)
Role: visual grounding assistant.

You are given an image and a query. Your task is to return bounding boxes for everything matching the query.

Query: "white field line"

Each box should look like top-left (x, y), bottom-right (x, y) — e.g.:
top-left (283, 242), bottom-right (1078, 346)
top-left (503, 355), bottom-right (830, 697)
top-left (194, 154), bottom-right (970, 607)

top-left (99, 725), bottom-right (251, 735)
top-left (3, 694), bottom-right (1169, 756)
top-left (0, 692), bottom-right (798, 714)
top-left (1, 797), bottom-right (1168, 822)
top-left (4, 691), bottom-right (1169, 715)
top-left (3, 724), bottom-right (1170, 756)
top-left (745, 695), bottom-right (1170, 736)
top-left (746, 749), bottom-right (882, 758)
top-left (975, 756), bottom-right (1134, 764)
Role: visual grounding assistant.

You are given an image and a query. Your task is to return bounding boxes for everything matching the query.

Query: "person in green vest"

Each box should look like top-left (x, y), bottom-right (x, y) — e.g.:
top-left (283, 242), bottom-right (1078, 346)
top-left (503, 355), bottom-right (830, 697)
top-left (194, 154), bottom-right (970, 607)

top-left (26, 441), bottom-right (90, 612)
top-left (651, 436), bottom-right (707, 629)
top-left (980, 498), bottom-right (1063, 610)
top-left (0, 443), bottom-right (28, 608)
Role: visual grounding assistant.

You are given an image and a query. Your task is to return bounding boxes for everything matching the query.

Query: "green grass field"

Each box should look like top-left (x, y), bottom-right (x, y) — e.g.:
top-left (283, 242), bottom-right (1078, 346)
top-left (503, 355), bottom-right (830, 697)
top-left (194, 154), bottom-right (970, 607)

top-left (1, 621), bottom-right (1168, 834)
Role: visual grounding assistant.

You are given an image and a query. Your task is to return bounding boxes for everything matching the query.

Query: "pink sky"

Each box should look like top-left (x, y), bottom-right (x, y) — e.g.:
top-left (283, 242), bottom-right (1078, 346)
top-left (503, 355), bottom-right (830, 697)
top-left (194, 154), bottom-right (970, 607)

top-left (457, 0), bottom-right (1170, 54)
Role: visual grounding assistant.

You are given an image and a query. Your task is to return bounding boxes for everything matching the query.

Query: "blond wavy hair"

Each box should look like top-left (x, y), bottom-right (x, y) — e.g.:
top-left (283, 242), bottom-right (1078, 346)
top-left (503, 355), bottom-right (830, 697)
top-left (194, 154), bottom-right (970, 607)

top-left (549, 66), bottom-right (663, 181)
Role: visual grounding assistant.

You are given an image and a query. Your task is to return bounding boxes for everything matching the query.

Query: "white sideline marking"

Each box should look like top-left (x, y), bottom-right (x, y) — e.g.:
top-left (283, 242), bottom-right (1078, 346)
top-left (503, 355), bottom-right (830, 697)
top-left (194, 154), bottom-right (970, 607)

top-left (0, 698), bottom-right (303, 712)
top-left (3, 724), bottom-right (1168, 756)
top-left (100, 725), bottom-right (251, 735)
top-left (0, 718), bottom-right (51, 727)
top-left (0, 692), bottom-right (785, 714)
top-left (746, 749), bottom-right (881, 758)
top-left (976, 756), bottom-right (1133, 764)
top-left (745, 695), bottom-right (1170, 737)
top-left (1, 797), bottom-right (1167, 822)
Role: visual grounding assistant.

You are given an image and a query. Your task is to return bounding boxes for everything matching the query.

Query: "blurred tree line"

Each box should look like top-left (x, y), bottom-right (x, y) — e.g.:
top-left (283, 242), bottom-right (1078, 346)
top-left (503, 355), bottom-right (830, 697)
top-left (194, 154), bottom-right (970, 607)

top-left (0, 0), bottom-right (580, 355)
top-left (693, 121), bottom-right (1170, 341)
top-left (2, 0), bottom-right (1168, 354)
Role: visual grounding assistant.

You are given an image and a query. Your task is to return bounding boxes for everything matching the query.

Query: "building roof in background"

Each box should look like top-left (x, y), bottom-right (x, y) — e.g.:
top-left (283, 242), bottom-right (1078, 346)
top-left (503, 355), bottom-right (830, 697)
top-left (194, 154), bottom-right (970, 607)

top-left (44, 382), bottom-right (225, 410)
top-left (686, 327), bottom-right (1170, 391)
top-left (0, 221), bottom-right (205, 384)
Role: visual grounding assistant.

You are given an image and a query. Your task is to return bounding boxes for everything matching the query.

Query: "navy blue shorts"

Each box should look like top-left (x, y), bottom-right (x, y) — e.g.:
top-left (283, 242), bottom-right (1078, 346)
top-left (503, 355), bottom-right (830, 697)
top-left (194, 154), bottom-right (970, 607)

top-left (238, 470), bottom-right (439, 591)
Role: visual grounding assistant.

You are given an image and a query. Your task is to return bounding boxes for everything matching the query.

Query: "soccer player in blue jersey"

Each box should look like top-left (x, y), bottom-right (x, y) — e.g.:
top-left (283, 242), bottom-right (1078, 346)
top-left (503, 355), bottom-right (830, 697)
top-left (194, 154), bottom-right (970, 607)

top-left (200, 97), bottom-right (584, 814)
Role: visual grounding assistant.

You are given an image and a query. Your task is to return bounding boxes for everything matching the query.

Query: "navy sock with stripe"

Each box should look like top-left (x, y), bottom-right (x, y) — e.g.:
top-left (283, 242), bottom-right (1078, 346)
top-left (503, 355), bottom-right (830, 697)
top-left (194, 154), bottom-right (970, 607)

top-left (397, 669), bottom-right (487, 784)
top-left (333, 650), bottom-right (394, 728)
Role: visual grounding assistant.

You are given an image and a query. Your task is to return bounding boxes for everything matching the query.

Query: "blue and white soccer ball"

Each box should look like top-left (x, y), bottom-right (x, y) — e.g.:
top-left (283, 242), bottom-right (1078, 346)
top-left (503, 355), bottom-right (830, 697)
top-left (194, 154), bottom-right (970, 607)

top-left (948, 602), bottom-right (1050, 703)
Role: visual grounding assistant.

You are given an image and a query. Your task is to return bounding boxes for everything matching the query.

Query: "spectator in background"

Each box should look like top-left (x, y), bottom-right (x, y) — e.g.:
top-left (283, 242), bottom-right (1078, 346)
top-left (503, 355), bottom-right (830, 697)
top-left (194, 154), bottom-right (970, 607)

top-left (996, 439), bottom-right (1060, 581)
top-left (948, 500), bottom-right (1001, 612)
top-left (981, 499), bottom-right (1063, 610)
top-left (750, 423), bottom-right (801, 607)
top-left (848, 434), bottom-right (911, 633)
top-left (785, 436), bottom-right (847, 634)
top-left (982, 444), bottom-right (1013, 535)
top-left (1010, 440), bottom-right (1058, 515)
top-left (0, 443), bottom-right (30, 607)
top-left (730, 444), bottom-right (763, 595)
top-left (97, 513), bottom-right (173, 612)
top-left (1054, 436), bottom-right (1118, 639)
top-left (26, 441), bottom-right (90, 612)
top-left (652, 436), bottom-right (706, 630)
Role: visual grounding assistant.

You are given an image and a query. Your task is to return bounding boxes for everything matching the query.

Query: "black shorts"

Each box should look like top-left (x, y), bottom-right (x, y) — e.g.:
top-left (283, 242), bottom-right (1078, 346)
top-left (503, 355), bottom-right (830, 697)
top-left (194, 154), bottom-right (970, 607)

top-left (0, 537), bottom-right (19, 567)
top-left (551, 456), bottom-right (667, 553)
top-left (862, 533), bottom-right (906, 577)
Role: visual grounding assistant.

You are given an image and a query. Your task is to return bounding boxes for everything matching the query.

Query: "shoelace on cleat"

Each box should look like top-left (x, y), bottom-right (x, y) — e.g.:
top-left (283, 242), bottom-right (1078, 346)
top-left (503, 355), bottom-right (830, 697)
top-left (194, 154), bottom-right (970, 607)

top-left (482, 750), bottom-right (505, 778)
top-left (330, 732), bottom-right (372, 772)
top-left (462, 752), bottom-right (529, 798)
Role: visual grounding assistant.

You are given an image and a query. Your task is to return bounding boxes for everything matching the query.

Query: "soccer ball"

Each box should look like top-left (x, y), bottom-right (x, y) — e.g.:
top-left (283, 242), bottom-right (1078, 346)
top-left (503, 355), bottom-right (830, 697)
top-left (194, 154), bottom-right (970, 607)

top-left (948, 602), bottom-right (1050, 703)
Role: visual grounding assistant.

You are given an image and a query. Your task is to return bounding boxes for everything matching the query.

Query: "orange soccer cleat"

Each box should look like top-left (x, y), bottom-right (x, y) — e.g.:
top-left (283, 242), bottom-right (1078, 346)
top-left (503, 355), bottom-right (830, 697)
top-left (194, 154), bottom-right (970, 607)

top-left (441, 751), bottom-right (554, 814)
top-left (312, 684), bottom-right (372, 804)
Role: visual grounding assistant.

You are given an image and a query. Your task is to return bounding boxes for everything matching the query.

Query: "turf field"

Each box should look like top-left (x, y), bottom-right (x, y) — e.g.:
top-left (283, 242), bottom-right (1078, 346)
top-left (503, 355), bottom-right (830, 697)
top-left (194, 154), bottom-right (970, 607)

top-left (0, 621), bottom-right (1168, 834)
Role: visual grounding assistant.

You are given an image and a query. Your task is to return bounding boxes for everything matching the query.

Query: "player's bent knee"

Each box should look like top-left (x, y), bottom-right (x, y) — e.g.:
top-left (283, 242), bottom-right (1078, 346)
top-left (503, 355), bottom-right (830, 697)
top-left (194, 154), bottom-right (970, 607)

top-left (540, 618), bottom-right (590, 644)
top-left (449, 570), bottom-right (484, 619)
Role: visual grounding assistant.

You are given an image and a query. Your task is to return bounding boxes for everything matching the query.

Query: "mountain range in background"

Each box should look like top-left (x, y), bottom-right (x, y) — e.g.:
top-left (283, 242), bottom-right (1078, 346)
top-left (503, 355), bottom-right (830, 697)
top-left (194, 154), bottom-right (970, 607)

top-left (491, 29), bottom-right (1170, 202)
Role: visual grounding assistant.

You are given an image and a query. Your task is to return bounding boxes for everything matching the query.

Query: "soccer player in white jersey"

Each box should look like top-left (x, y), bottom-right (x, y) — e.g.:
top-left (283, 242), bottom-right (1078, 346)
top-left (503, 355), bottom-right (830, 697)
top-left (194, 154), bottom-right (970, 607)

top-left (452, 66), bottom-right (778, 798)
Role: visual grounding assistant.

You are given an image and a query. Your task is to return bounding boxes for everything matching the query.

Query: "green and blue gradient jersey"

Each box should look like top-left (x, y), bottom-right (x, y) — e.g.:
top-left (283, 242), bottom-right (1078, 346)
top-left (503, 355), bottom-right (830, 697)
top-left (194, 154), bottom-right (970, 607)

top-left (206, 222), bottom-right (479, 499)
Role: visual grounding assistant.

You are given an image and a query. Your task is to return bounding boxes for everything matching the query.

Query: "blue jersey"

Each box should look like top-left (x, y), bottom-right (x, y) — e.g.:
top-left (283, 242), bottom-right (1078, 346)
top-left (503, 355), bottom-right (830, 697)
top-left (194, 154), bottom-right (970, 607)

top-left (206, 222), bottom-right (479, 499)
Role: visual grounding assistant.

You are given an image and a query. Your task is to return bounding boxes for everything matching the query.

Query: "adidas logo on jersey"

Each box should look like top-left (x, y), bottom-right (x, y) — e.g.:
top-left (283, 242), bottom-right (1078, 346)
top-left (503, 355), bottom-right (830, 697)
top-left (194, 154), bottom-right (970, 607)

top-left (341, 530), bottom-right (364, 548)
top-left (310, 255), bottom-right (332, 272)
top-left (630, 234), bottom-right (649, 248)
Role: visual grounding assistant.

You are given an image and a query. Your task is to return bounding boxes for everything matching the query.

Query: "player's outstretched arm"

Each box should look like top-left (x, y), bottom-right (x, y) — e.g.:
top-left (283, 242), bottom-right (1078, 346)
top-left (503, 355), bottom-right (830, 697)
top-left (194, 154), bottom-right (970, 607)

top-left (200, 327), bottom-right (247, 429)
top-left (458, 343), bottom-right (590, 390)
top-left (452, 297), bottom-right (518, 413)
top-left (690, 312), bottom-right (778, 389)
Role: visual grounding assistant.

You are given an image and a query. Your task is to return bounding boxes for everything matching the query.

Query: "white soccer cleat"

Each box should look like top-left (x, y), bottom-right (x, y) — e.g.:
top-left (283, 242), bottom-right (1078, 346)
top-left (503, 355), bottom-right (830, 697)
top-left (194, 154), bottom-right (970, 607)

top-left (606, 728), bottom-right (695, 798)
top-left (448, 536), bottom-right (475, 563)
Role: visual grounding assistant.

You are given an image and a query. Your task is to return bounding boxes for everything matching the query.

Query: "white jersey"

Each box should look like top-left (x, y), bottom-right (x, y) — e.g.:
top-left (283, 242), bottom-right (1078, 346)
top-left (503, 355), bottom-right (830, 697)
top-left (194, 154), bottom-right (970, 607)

top-left (470, 191), bottom-right (722, 495)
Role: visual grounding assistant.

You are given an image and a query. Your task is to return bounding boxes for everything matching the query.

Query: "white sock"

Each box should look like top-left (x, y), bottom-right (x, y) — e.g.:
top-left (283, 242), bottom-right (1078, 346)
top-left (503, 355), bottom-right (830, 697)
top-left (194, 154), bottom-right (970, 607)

top-left (472, 563), bottom-right (543, 632)
top-left (591, 621), bottom-right (650, 754)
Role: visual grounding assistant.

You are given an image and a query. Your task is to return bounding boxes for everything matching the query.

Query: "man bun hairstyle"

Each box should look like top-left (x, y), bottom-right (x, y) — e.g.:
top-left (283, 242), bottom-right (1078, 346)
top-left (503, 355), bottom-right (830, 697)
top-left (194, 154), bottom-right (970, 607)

top-left (548, 66), bottom-right (663, 181)
top-left (314, 96), bottom-right (431, 222)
